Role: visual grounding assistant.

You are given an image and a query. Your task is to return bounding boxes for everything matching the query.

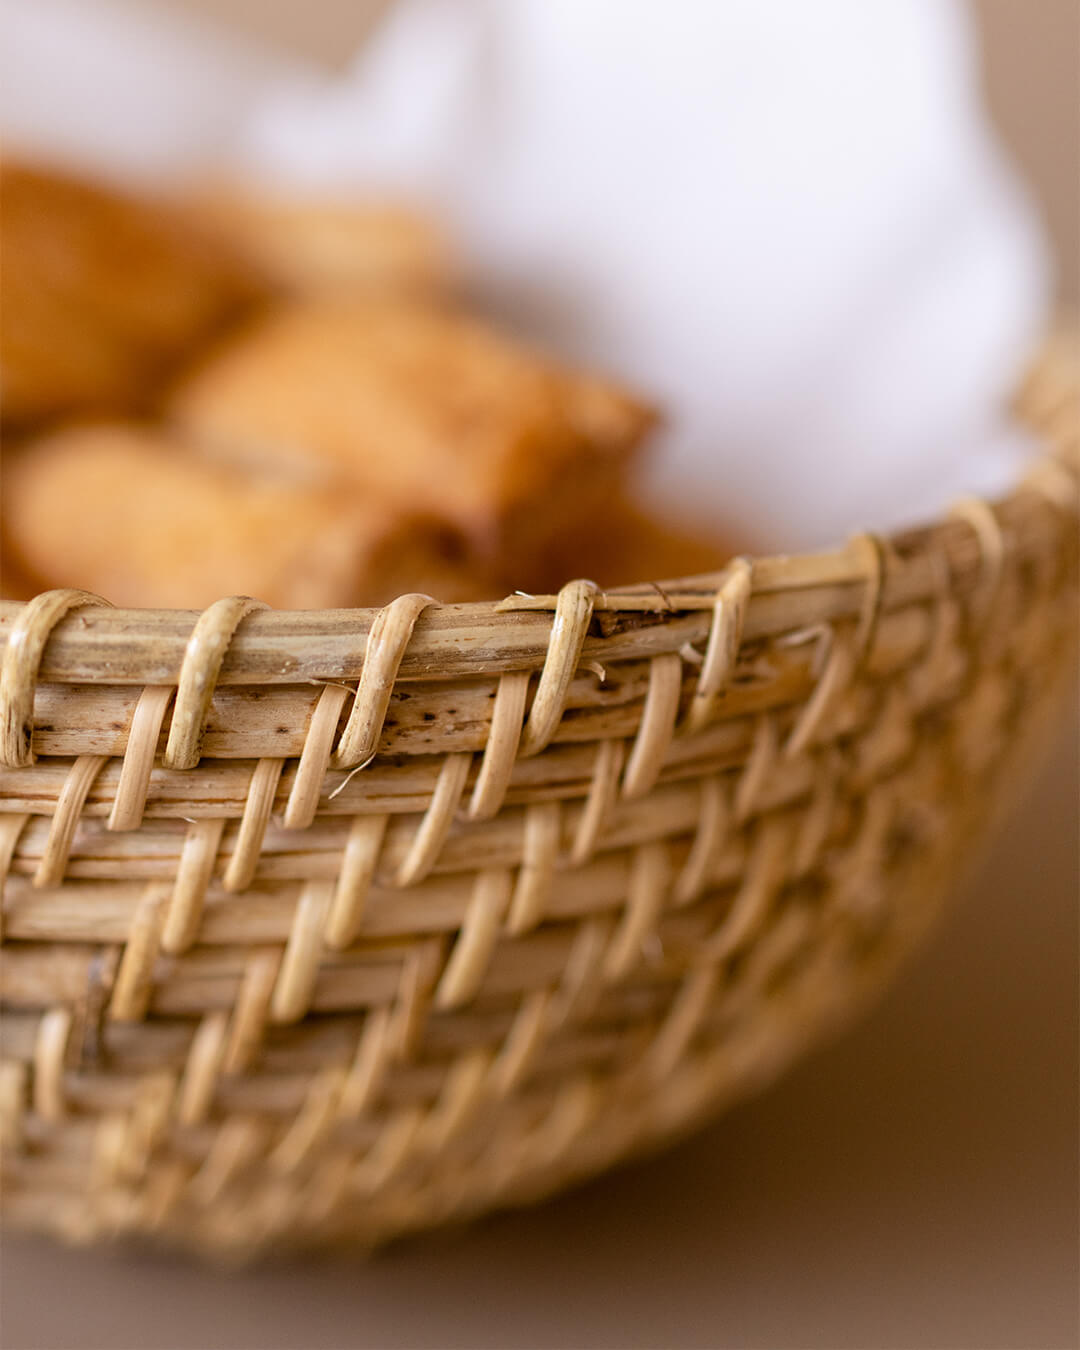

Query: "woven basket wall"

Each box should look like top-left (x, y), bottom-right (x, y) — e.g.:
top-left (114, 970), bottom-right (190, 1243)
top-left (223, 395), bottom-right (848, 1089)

top-left (0, 340), bottom-right (1076, 1258)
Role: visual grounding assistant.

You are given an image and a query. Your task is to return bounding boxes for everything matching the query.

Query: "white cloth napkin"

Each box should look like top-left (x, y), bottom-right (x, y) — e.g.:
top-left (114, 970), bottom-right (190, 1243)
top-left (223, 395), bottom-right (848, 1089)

top-left (1, 0), bottom-right (1051, 551)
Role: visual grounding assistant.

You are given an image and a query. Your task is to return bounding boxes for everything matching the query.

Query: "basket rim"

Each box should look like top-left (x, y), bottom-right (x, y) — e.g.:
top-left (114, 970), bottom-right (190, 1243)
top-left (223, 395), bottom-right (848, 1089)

top-left (1, 462), bottom-right (1073, 686)
top-left (0, 331), bottom-right (1076, 692)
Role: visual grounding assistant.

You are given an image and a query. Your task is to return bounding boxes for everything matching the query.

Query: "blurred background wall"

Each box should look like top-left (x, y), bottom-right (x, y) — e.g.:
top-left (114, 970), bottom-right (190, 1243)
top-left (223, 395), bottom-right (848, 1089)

top-left (979, 0), bottom-right (1078, 299)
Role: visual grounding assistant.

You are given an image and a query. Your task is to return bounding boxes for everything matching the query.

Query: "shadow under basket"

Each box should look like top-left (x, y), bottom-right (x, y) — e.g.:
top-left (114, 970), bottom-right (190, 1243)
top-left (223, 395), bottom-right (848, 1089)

top-left (0, 338), bottom-right (1076, 1258)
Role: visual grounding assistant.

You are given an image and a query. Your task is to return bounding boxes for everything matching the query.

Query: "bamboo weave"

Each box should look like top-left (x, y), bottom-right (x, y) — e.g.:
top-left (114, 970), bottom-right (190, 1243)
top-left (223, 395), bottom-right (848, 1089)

top-left (0, 339), bottom-right (1076, 1256)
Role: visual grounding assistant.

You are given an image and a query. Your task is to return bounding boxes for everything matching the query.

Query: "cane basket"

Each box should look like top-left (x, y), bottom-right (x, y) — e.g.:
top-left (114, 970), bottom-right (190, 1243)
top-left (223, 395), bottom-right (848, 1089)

top-left (0, 338), bottom-right (1076, 1257)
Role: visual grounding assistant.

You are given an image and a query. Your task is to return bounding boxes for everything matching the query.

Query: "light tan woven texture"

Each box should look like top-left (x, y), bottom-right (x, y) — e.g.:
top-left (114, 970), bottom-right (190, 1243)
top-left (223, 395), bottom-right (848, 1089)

top-left (0, 339), bottom-right (1076, 1257)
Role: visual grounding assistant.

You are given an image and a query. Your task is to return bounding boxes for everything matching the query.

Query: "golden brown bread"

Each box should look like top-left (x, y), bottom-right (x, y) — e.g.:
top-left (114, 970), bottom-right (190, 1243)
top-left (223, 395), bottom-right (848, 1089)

top-left (521, 492), bottom-right (733, 594)
top-left (0, 159), bottom-right (264, 427)
top-left (195, 188), bottom-right (453, 298)
top-left (0, 160), bottom-right (680, 605)
top-left (1, 424), bottom-right (485, 610)
top-left (169, 297), bottom-right (658, 579)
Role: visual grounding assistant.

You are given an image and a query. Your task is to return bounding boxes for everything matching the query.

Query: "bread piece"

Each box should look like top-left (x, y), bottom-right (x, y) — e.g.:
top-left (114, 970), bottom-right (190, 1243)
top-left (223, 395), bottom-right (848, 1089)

top-left (0, 547), bottom-right (40, 602)
top-left (197, 188), bottom-right (452, 298)
top-left (170, 297), bottom-right (657, 576)
top-left (1, 425), bottom-right (482, 610)
top-left (0, 159), bottom-right (264, 427)
top-left (528, 493), bottom-right (733, 593)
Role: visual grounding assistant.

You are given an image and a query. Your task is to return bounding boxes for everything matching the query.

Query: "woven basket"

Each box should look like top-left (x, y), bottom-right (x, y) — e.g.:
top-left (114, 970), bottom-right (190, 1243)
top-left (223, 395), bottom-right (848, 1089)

top-left (0, 339), bottom-right (1076, 1258)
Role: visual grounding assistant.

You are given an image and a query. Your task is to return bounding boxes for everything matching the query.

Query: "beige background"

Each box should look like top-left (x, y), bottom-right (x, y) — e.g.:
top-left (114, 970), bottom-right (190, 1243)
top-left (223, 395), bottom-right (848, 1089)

top-left (2, 2), bottom-right (1077, 1347)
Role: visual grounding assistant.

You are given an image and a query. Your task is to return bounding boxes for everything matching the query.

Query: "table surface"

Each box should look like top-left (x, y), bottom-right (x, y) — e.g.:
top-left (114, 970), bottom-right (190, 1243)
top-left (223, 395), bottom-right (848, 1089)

top-left (2, 712), bottom-right (1075, 1350)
